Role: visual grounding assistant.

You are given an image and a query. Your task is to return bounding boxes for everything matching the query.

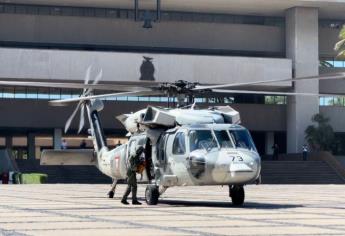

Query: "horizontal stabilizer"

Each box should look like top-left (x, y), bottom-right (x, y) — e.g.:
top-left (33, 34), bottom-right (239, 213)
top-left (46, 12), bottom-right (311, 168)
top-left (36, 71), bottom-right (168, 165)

top-left (40, 149), bottom-right (96, 166)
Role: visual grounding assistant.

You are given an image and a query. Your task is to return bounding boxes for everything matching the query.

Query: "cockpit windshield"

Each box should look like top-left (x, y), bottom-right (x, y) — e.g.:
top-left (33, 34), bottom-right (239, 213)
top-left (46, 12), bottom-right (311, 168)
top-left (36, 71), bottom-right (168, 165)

top-left (189, 130), bottom-right (217, 152)
top-left (229, 129), bottom-right (257, 151)
top-left (188, 128), bottom-right (256, 152)
top-left (214, 130), bottom-right (234, 148)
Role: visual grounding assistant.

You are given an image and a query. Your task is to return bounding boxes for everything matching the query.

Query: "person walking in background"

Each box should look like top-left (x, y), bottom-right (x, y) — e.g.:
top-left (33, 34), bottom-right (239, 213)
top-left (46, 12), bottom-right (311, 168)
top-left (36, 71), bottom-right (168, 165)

top-left (115, 140), bottom-right (122, 147)
top-left (61, 139), bottom-right (67, 149)
top-left (302, 144), bottom-right (308, 161)
top-left (79, 139), bottom-right (87, 149)
top-left (272, 143), bottom-right (279, 161)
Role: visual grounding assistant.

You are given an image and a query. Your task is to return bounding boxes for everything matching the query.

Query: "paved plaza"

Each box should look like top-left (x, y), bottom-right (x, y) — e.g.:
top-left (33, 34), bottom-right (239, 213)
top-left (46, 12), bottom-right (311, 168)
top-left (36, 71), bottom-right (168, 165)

top-left (0, 184), bottom-right (344, 236)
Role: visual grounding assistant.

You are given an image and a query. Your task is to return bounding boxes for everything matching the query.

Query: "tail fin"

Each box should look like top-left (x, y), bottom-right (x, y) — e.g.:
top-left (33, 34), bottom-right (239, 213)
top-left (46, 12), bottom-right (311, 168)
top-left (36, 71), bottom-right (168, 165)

top-left (86, 100), bottom-right (107, 152)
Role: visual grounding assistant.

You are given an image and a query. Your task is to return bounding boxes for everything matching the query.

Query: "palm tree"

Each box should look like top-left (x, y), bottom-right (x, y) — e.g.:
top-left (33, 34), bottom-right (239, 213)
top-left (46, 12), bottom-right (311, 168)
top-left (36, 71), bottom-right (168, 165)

top-left (305, 114), bottom-right (335, 151)
top-left (334, 25), bottom-right (345, 58)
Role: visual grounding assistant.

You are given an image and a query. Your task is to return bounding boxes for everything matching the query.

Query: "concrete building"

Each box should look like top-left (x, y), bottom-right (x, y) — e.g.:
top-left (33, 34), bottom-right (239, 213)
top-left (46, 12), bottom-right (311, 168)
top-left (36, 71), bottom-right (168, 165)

top-left (1, 0), bottom-right (345, 161)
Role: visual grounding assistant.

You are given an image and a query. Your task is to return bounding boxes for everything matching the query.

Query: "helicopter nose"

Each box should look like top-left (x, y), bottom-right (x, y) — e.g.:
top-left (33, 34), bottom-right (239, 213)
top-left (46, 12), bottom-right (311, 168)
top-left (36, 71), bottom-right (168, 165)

top-left (210, 150), bottom-right (260, 184)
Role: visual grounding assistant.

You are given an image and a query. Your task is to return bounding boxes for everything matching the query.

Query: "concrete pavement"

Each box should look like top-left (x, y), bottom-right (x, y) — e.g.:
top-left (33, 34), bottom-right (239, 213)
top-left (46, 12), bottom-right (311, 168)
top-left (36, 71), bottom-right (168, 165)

top-left (0, 184), bottom-right (344, 236)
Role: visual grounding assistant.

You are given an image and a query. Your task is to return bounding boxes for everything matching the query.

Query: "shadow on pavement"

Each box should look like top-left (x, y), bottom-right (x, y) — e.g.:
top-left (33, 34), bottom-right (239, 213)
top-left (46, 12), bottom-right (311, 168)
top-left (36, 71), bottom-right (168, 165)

top-left (157, 199), bottom-right (303, 209)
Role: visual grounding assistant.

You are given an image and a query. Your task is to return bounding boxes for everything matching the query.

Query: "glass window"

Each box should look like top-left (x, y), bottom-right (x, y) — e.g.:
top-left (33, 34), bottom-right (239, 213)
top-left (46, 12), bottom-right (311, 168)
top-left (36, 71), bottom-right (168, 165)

top-left (49, 88), bottom-right (61, 100)
top-left (158, 134), bottom-right (167, 161)
top-left (334, 61), bottom-right (343, 68)
top-left (27, 88), bottom-right (38, 99)
top-left (39, 6), bottom-right (50, 15)
top-left (229, 129), bottom-right (256, 151)
top-left (189, 130), bottom-right (217, 152)
top-left (61, 7), bottom-right (73, 16)
top-left (4, 5), bottom-right (15, 13)
top-left (37, 88), bottom-right (49, 99)
top-left (128, 96), bottom-right (139, 101)
top-left (3, 87), bottom-right (14, 98)
top-left (15, 5), bottom-right (26, 14)
top-left (149, 96), bottom-right (161, 102)
top-left (173, 132), bottom-right (186, 155)
top-left (14, 87), bottom-right (26, 99)
top-left (95, 9), bottom-right (106, 17)
top-left (214, 130), bottom-right (233, 148)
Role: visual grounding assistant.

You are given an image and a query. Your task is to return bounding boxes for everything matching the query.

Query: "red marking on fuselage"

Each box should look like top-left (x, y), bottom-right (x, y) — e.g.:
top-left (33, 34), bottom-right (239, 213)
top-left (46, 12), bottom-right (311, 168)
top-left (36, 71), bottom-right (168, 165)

top-left (114, 156), bottom-right (120, 170)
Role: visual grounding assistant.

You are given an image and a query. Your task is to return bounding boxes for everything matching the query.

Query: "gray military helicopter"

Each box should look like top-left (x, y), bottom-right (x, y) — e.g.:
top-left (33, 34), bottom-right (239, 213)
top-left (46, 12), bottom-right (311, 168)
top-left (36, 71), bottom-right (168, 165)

top-left (1, 68), bottom-right (344, 205)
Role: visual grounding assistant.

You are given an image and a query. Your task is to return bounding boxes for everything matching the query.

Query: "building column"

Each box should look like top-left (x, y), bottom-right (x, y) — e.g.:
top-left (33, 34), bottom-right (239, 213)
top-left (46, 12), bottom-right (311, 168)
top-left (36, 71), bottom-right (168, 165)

top-left (285, 7), bottom-right (319, 153)
top-left (265, 132), bottom-right (274, 155)
top-left (27, 133), bottom-right (36, 160)
top-left (5, 136), bottom-right (12, 150)
top-left (53, 128), bottom-right (62, 150)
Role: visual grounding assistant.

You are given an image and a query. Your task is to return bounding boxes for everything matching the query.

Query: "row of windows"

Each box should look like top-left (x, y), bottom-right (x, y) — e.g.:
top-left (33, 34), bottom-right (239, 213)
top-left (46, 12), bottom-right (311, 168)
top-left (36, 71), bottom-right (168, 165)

top-left (1, 88), bottom-right (345, 106)
top-left (319, 20), bottom-right (345, 29)
top-left (0, 88), bottom-right (288, 105)
top-left (0, 3), bottom-right (284, 26)
top-left (320, 97), bottom-right (345, 106)
top-left (320, 59), bottom-right (345, 68)
top-left (2, 3), bottom-right (345, 29)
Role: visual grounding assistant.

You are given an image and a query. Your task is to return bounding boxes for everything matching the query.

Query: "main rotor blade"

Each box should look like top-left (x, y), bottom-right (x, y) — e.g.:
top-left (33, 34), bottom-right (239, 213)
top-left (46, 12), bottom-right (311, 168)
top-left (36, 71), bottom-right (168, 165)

top-left (0, 81), bottom-right (153, 92)
top-left (82, 66), bottom-right (92, 94)
top-left (64, 101), bottom-right (82, 133)
top-left (78, 104), bottom-right (85, 134)
top-left (49, 90), bottom-right (164, 106)
top-left (212, 89), bottom-right (345, 97)
top-left (93, 69), bottom-right (103, 85)
top-left (84, 66), bottom-right (92, 86)
top-left (194, 72), bottom-right (345, 91)
top-left (85, 69), bottom-right (103, 96)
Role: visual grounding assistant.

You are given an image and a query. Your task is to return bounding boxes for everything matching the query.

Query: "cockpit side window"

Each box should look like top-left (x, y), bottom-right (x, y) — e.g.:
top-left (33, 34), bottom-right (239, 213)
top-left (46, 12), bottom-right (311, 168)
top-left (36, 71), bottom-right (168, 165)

top-left (172, 132), bottom-right (186, 155)
top-left (189, 130), bottom-right (217, 152)
top-left (229, 129), bottom-right (257, 151)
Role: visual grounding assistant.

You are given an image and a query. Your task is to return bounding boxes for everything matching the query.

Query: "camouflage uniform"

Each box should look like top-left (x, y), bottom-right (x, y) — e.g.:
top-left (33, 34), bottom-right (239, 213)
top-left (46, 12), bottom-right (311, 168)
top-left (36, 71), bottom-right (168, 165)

top-left (121, 146), bottom-right (143, 204)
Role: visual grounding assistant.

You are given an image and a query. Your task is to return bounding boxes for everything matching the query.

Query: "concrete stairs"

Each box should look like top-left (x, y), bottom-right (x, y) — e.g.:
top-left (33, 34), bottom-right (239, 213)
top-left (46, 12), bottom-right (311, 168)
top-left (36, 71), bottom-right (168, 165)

top-left (261, 161), bottom-right (345, 184)
top-left (16, 160), bottom-right (111, 184)
top-left (15, 160), bottom-right (345, 184)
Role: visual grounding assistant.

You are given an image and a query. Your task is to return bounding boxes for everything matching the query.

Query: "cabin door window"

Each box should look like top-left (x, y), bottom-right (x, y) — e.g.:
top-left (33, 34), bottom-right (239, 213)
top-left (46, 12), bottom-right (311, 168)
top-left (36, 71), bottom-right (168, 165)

top-left (172, 132), bottom-right (186, 155)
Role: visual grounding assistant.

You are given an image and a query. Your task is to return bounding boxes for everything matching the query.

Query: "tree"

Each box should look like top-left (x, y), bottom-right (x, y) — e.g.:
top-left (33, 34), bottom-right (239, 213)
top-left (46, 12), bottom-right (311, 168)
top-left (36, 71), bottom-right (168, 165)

top-left (334, 25), bottom-right (345, 58)
top-left (319, 60), bottom-right (334, 68)
top-left (305, 114), bottom-right (335, 151)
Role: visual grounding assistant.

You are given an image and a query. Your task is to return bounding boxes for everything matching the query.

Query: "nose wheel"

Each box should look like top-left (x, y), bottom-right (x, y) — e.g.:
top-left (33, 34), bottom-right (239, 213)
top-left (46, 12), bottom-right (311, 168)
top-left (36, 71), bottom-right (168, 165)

top-left (229, 185), bottom-right (245, 206)
top-left (145, 185), bottom-right (159, 205)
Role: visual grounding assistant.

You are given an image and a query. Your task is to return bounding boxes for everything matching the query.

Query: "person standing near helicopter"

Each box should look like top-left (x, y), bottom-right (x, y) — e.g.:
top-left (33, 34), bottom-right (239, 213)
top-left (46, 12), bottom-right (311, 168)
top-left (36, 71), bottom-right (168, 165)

top-left (121, 146), bottom-right (145, 205)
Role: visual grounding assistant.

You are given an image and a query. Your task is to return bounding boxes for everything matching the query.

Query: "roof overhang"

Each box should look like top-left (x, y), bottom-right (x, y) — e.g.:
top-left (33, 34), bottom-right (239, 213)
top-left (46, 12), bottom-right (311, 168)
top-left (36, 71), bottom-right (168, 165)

top-left (2, 0), bottom-right (345, 19)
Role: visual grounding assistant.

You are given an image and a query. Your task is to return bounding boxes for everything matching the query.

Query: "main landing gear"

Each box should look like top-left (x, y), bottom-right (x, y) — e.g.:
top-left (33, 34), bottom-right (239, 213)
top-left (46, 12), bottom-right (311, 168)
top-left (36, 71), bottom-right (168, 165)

top-left (145, 185), bottom-right (160, 205)
top-left (229, 185), bottom-right (245, 206)
top-left (108, 179), bottom-right (117, 198)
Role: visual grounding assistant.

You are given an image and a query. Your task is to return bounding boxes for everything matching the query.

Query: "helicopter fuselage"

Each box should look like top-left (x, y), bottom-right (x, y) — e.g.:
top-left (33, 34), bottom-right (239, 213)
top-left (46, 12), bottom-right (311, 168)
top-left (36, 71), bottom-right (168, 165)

top-left (98, 123), bottom-right (261, 187)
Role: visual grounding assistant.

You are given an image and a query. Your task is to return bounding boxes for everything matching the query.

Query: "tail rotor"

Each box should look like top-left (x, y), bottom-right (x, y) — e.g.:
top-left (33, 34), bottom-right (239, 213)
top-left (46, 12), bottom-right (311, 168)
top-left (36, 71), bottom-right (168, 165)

top-left (64, 66), bottom-right (103, 134)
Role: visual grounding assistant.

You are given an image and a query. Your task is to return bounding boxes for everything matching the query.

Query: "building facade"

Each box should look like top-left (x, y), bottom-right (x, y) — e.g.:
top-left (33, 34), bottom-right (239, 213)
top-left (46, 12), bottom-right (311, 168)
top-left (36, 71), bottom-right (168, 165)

top-left (1, 0), bottom-right (345, 160)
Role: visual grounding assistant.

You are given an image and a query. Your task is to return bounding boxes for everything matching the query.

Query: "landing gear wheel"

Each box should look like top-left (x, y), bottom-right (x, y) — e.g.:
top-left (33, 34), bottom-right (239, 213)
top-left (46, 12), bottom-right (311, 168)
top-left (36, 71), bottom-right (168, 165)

top-left (108, 191), bottom-right (114, 198)
top-left (230, 185), bottom-right (245, 206)
top-left (145, 185), bottom-right (159, 205)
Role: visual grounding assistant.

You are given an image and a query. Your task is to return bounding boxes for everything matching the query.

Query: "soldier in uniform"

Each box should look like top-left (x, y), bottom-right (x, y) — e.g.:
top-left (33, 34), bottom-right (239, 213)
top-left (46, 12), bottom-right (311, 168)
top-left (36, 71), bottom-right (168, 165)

top-left (121, 146), bottom-right (144, 205)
